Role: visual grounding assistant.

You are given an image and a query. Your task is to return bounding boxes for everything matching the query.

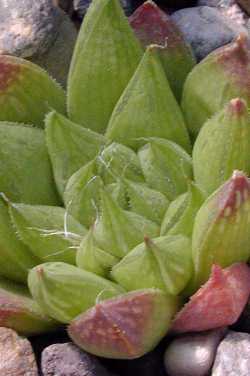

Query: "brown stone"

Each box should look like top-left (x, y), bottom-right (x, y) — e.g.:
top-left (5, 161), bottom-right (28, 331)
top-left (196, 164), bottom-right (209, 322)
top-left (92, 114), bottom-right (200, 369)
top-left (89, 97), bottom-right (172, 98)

top-left (0, 327), bottom-right (38, 376)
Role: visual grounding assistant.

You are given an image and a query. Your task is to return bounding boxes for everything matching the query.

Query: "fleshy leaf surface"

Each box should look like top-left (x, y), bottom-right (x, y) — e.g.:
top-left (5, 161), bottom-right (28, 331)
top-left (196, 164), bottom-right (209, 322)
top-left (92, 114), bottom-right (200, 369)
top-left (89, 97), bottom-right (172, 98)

top-left (93, 188), bottom-right (160, 258)
top-left (68, 289), bottom-right (179, 359)
top-left (124, 179), bottom-right (169, 224)
top-left (28, 262), bottom-right (124, 323)
top-left (182, 34), bottom-right (250, 139)
top-left (64, 161), bottom-right (104, 228)
top-left (45, 111), bottom-right (106, 196)
top-left (172, 263), bottom-right (250, 333)
top-left (160, 182), bottom-right (205, 237)
top-left (68, 0), bottom-right (142, 133)
top-left (106, 46), bottom-right (191, 151)
top-left (129, 0), bottom-right (195, 101)
top-left (193, 98), bottom-right (250, 195)
top-left (0, 277), bottom-right (57, 336)
top-left (97, 142), bottom-right (144, 184)
top-left (0, 122), bottom-right (60, 205)
top-left (138, 138), bottom-right (193, 201)
top-left (76, 229), bottom-right (119, 277)
top-left (0, 55), bottom-right (65, 127)
top-left (0, 195), bottom-right (39, 284)
top-left (10, 203), bottom-right (86, 264)
top-left (111, 235), bottom-right (192, 295)
top-left (190, 170), bottom-right (250, 293)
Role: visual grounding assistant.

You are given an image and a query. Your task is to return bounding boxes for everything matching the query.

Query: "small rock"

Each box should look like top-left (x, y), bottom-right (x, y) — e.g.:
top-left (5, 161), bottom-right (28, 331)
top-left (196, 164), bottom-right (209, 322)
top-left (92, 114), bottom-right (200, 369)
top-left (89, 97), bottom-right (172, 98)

top-left (171, 6), bottom-right (244, 60)
top-left (0, 327), bottom-right (38, 375)
top-left (164, 328), bottom-right (226, 376)
top-left (212, 331), bottom-right (250, 375)
top-left (0, 0), bottom-right (61, 57)
top-left (41, 342), bottom-right (113, 376)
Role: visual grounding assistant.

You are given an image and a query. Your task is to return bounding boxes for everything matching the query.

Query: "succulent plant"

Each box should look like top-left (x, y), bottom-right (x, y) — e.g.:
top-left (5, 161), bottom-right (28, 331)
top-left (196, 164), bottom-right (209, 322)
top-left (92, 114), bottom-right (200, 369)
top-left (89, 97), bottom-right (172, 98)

top-left (182, 34), bottom-right (250, 140)
top-left (0, 0), bottom-right (250, 361)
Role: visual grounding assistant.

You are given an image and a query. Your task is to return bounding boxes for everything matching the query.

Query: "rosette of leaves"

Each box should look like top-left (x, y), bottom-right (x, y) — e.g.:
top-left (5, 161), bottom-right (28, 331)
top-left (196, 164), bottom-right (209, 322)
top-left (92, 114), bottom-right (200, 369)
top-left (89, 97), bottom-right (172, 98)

top-left (0, 0), bottom-right (250, 362)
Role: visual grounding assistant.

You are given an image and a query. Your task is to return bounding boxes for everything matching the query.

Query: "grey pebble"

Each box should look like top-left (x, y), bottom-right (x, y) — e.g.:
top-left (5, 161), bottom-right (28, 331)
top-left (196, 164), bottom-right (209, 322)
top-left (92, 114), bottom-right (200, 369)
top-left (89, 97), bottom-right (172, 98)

top-left (171, 6), bottom-right (245, 60)
top-left (41, 342), bottom-right (114, 376)
top-left (164, 328), bottom-right (227, 376)
top-left (212, 331), bottom-right (250, 375)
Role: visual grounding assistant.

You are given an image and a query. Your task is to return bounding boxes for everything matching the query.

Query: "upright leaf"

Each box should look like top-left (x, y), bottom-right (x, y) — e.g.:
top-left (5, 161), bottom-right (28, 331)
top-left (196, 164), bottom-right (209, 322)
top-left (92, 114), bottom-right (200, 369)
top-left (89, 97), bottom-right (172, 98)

top-left (0, 122), bottom-right (60, 205)
top-left (193, 98), bottom-right (250, 195)
top-left (130, 1), bottom-right (195, 102)
top-left (106, 46), bottom-right (191, 151)
top-left (45, 111), bottom-right (106, 196)
top-left (93, 188), bottom-right (159, 258)
top-left (0, 55), bottom-right (65, 127)
top-left (0, 195), bottom-right (39, 284)
top-left (10, 203), bottom-right (87, 264)
top-left (68, 0), bottom-right (142, 133)
top-left (138, 138), bottom-right (192, 201)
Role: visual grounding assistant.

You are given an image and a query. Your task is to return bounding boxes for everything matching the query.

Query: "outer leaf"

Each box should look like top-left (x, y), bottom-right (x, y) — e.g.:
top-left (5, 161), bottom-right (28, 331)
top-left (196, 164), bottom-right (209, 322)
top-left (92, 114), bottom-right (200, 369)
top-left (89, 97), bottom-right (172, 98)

top-left (93, 188), bottom-right (160, 258)
top-left (172, 263), bottom-right (250, 333)
top-left (10, 203), bottom-right (87, 264)
top-left (106, 182), bottom-right (128, 209)
top-left (0, 55), bottom-right (65, 127)
top-left (189, 171), bottom-right (250, 293)
top-left (45, 111), bottom-right (106, 196)
top-left (68, 0), bottom-right (142, 133)
top-left (160, 182), bottom-right (205, 237)
top-left (64, 161), bottom-right (104, 228)
top-left (97, 142), bottom-right (144, 184)
top-left (0, 277), bottom-right (57, 336)
top-left (129, 1), bottom-right (195, 102)
top-left (138, 138), bottom-right (193, 201)
top-left (106, 46), bottom-right (191, 151)
top-left (124, 179), bottom-right (169, 224)
top-left (0, 195), bottom-right (39, 284)
top-left (0, 122), bottom-right (60, 205)
top-left (28, 262), bottom-right (125, 323)
top-left (182, 34), bottom-right (250, 139)
top-left (76, 229), bottom-right (119, 277)
top-left (111, 235), bottom-right (192, 295)
top-left (68, 289), bottom-right (179, 359)
top-left (193, 98), bottom-right (250, 195)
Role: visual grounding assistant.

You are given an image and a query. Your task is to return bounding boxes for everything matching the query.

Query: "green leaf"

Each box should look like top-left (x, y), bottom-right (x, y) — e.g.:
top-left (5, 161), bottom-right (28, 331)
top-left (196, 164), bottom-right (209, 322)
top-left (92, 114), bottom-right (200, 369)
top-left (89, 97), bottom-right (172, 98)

top-left (28, 262), bottom-right (125, 323)
top-left (76, 229), bottom-right (119, 277)
top-left (0, 55), bottom-right (65, 127)
top-left (106, 46), bottom-right (191, 151)
top-left (0, 195), bottom-right (39, 284)
top-left (189, 171), bottom-right (250, 294)
top-left (111, 235), bottom-right (192, 295)
top-left (64, 160), bottom-right (104, 228)
top-left (130, 1), bottom-right (196, 102)
top-left (10, 203), bottom-right (87, 264)
top-left (160, 182), bottom-right (205, 237)
top-left (97, 142), bottom-right (144, 184)
top-left (138, 138), bottom-right (193, 201)
top-left (45, 111), bottom-right (106, 196)
top-left (68, 0), bottom-right (142, 133)
top-left (124, 179), bottom-right (169, 224)
top-left (0, 122), bottom-right (60, 205)
top-left (93, 188), bottom-right (160, 258)
top-left (193, 98), bottom-right (250, 195)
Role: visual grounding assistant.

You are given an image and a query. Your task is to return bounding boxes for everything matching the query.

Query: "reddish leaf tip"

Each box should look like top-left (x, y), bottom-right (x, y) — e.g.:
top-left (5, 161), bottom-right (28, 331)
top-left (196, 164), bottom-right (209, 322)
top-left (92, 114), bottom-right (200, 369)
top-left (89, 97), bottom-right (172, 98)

top-left (218, 171), bottom-right (250, 218)
top-left (227, 98), bottom-right (248, 116)
top-left (0, 57), bottom-right (21, 91)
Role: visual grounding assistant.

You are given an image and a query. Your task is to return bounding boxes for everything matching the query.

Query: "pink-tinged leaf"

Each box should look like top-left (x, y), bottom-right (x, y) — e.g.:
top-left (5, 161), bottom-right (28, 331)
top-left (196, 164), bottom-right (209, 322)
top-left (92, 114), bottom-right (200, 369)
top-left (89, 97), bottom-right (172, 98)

top-left (172, 263), bottom-right (250, 333)
top-left (68, 289), bottom-right (178, 359)
top-left (129, 1), bottom-right (195, 101)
